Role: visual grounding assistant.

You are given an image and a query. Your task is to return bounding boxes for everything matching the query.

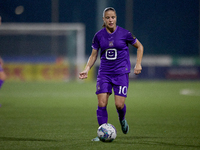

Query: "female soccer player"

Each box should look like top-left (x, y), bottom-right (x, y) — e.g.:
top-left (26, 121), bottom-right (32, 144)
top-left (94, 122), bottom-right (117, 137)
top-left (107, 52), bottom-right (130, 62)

top-left (79, 7), bottom-right (143, 141)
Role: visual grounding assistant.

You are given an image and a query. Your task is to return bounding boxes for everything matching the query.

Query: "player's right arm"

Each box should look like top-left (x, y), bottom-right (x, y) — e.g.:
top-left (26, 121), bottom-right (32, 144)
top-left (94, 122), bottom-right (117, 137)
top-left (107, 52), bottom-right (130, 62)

top-left (79, 49), bottom-right (98, 79)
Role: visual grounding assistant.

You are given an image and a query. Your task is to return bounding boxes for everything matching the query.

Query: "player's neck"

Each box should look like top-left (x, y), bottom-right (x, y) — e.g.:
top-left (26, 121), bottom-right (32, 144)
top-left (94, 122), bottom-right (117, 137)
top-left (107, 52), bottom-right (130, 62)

top-left (106, 26), bottom-right (116, 34)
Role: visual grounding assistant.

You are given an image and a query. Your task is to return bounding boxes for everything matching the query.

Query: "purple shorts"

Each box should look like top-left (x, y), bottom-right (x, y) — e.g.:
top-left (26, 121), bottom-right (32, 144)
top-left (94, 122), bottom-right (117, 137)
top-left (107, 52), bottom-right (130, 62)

top-left (96, 73), bottom-right (129, 97)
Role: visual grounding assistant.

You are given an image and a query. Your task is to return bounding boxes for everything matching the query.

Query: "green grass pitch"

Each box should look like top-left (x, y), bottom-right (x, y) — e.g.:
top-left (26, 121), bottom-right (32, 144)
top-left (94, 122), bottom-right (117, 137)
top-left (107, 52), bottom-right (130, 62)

top-left (0, 80), bottom-right (200, 150)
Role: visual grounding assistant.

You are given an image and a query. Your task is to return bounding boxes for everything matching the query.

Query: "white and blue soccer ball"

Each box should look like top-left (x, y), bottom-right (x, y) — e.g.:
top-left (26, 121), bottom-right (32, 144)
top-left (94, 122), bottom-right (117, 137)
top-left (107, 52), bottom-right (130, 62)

top-left (97, 123), bottom-right (117, 142)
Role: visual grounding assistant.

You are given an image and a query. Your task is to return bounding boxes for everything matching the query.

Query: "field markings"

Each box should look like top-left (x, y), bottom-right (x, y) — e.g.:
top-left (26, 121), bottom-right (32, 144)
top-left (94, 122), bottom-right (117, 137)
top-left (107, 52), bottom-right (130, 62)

top-left (180, 89), bottom-right (200, 96)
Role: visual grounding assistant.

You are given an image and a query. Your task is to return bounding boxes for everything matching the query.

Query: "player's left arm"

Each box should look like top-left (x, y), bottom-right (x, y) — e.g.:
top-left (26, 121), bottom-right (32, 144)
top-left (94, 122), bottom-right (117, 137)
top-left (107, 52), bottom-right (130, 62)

top-left (133, 39), bottom-right (144, 75)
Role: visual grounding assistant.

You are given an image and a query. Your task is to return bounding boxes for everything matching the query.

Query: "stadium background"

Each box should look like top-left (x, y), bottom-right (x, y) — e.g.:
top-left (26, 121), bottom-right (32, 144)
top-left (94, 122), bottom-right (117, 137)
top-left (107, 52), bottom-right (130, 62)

top-left (1, 2), bottom-right (200, 149)
top-left (0, 0), bottom-right (199, 81)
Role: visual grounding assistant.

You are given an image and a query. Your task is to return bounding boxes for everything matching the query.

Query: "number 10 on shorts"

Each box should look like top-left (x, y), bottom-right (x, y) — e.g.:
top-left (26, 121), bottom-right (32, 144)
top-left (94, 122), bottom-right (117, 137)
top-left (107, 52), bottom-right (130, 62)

top-left (119, 86), bottom-right (127, 95)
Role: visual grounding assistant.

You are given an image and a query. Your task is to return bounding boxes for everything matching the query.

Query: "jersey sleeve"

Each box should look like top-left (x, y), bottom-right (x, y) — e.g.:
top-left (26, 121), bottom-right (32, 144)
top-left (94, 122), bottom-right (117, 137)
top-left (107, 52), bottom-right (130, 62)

top-left (91, 33), bottom-right (100, 50)
top-left (126, 31), bottom-right (137, 45)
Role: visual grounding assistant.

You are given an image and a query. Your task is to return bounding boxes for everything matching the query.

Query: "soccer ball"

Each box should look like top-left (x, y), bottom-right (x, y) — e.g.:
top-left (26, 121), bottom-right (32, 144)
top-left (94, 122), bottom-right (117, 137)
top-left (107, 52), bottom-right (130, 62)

top-left (97, 123), bottom-right (117, 142)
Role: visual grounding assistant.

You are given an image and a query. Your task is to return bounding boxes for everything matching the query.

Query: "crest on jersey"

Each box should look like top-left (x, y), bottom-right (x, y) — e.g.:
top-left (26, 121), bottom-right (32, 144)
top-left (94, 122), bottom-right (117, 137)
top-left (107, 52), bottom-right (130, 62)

top-left (109, 41), bottom-right (114, 47)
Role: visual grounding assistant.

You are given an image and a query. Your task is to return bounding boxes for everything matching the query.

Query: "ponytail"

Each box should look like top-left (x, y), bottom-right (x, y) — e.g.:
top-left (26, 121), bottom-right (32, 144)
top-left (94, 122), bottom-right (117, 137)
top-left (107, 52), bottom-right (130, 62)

top-left (102, 23), bottom-right (106, 28)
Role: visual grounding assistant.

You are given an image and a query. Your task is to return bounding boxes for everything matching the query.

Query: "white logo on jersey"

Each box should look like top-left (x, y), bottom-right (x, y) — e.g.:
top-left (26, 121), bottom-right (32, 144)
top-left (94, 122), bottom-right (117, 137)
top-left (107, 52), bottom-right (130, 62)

top-left (106, 49), bottom-right (117, 60)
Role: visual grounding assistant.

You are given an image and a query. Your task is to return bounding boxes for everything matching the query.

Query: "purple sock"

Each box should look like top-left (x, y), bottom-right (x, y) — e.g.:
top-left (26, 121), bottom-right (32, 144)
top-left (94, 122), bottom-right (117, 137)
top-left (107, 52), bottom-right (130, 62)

top-left (96, 106), bottom-right (108, 126)
top-left (0, 80), bottom-right (4, 89)
top-left (117, 104), bottom-right (126, 121)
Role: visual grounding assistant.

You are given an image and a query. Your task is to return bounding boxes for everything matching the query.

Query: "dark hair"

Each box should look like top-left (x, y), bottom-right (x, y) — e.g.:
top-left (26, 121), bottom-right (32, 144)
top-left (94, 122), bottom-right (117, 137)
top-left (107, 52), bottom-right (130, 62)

top-left (102, 7), bottom-right (116, 28)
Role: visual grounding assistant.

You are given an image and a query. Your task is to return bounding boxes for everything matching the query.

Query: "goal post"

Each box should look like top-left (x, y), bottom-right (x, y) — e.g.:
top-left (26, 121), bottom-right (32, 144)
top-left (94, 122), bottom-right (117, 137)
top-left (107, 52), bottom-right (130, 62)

top-left (0, 23), bottom-right (86, 81)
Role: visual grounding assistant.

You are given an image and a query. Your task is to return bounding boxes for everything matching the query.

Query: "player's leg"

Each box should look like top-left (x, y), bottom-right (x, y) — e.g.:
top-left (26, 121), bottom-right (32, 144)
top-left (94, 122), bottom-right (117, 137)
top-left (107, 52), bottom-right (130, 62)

top-left (96, 93), bottom-right (110, 125)
top-left (92, 75), bottom-right (112, 141)
top-left (113, 73), bottom-right (129, 134)
top-left (115, 95), bottom-right (129, 134)
top-left (92, 93), bottom-right (110, 141)
top-left (95, 75), bottom-right (112, 126)
top-left (115, 95), bottom-right (126, 119)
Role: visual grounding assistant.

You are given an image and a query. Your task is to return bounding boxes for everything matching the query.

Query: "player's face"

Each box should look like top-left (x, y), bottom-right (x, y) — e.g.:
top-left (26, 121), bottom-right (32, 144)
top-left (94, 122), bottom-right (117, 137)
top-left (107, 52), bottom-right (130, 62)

top-left (103, 10), bottom-right (117, 31)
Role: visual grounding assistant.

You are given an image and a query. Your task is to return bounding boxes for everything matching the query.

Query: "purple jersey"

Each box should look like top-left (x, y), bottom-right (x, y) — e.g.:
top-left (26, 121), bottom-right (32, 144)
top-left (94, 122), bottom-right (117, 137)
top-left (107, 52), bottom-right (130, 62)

top-left (92, 26), bottom-right (137, 75)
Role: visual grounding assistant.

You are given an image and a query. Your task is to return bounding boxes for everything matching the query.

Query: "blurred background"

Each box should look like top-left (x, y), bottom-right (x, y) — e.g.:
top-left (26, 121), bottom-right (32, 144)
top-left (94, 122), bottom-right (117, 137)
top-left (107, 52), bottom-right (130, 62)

top-left (0, 0), bottom-right (199, 81)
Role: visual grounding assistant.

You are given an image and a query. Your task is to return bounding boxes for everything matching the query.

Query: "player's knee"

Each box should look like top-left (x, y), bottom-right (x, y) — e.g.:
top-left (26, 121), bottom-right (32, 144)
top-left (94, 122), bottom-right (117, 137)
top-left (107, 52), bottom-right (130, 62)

top-left (115, 95), bottom-right (126, 110)
top-left (115, 102), bottom-right (124, 110)
top-left (98, 98), bottom-right (108, 107)
top-left (97, 93), bottom-right (109, 107)
top-left (98, 100), bottom-right (107, 107)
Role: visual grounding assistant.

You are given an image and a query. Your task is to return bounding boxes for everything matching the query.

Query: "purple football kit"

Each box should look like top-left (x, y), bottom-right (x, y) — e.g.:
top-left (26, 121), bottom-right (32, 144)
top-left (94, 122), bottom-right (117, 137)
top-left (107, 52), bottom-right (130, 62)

top-left (92, 26), bottom-right (137, 98)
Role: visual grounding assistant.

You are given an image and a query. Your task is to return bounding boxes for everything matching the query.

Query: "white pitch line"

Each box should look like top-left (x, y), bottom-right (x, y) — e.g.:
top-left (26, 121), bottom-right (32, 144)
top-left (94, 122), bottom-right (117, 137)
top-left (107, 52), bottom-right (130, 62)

top-left (180, 89), bottom-right (200, 96)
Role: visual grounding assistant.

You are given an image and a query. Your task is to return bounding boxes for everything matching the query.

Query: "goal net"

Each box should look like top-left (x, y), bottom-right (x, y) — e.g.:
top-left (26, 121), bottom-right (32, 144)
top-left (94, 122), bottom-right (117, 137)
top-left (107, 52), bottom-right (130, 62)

top-left (0, 23), bottom-right (86, 81)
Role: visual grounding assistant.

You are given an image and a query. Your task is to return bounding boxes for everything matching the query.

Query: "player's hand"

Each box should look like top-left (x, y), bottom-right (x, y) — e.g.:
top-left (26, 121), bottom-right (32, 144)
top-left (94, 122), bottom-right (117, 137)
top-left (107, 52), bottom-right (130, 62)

top-left (134, 64), bottom-right (142, 75)
top-left (79, 70), bottom-right (88, 79)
